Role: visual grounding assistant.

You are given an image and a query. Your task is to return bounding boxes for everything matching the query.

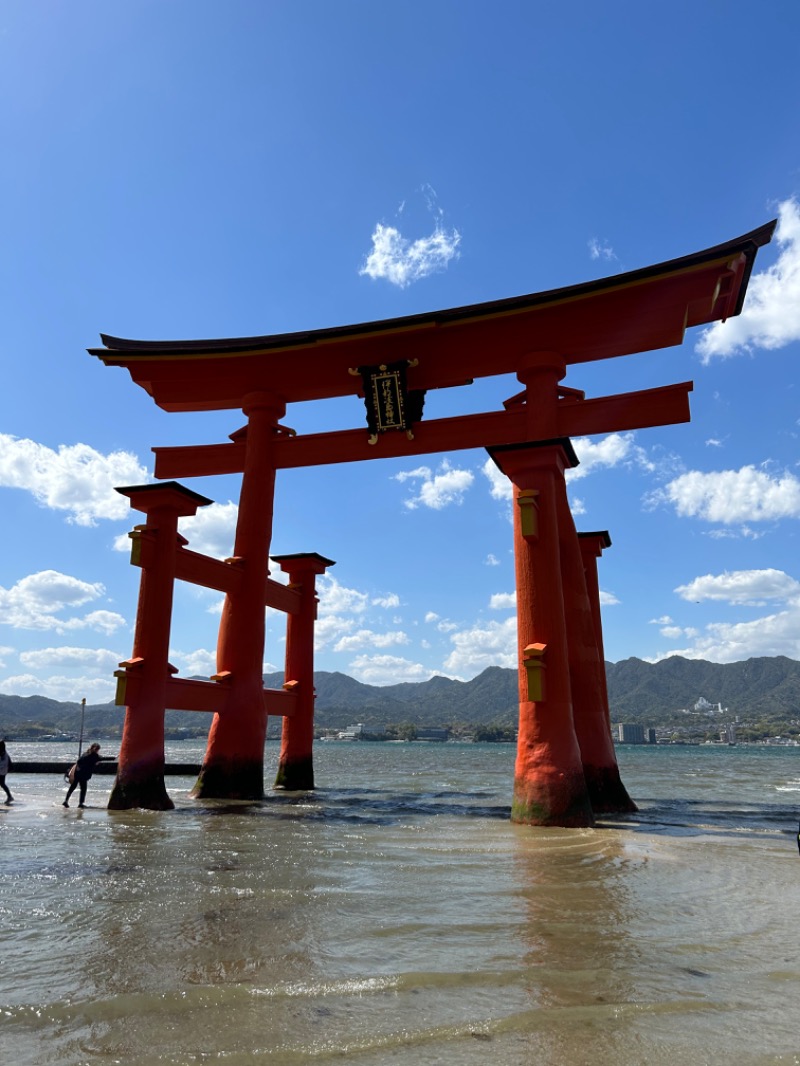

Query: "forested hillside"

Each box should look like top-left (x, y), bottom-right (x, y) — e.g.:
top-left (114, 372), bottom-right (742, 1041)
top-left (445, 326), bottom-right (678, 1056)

top-left (2, 656), bottom-right (799, 738)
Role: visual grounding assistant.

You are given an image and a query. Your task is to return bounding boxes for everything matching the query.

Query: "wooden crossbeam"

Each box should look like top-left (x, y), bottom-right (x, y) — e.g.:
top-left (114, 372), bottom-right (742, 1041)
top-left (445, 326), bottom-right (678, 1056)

top-left (153, 381), bottom-right (693, 478)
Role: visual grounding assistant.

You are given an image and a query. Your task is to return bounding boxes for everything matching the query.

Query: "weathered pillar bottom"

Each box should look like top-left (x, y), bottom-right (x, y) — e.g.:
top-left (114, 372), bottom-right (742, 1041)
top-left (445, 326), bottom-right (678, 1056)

top-left (192, 759), bottom-right (264, 800)
top-left (274, 756), bottom-right (314, 791)
top-left (583, 763), bottom-right (638, 814)
top-left (108, 773), bottom-right (175, 811)
top-left (511, 771), bottom-right (594, 827)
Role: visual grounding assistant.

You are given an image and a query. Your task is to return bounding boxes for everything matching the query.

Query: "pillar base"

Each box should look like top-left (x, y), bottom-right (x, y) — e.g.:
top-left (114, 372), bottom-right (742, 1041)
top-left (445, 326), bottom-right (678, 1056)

top-left (108, 773), bottom-right (175, 811)
top-left (192, 758), bottom-right (264, 800)
top-left (274, 756), bottom-right (314, 791)
top-left (511, 772), bottom-right (594, 827)
top-left (583, 764), bottom-right (638, 814)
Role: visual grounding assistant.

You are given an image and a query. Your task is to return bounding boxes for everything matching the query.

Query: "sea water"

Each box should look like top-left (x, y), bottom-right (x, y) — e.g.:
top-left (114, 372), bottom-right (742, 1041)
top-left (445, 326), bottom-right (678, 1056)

top-left (1, 741), bottom-right (799, 1065)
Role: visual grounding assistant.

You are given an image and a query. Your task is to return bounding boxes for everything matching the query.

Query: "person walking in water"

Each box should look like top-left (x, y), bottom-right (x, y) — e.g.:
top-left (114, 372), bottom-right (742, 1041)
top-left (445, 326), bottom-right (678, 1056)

top-left (63, 743), bottom-right (112, 808)
top-left (0, 741), bottom-right (13, 804)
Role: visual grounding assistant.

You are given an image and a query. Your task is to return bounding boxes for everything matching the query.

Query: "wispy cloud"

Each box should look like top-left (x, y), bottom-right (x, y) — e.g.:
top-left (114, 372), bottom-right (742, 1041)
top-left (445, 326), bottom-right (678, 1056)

top-left (359, 184), bottom-right (460, 288)
top-left (588, 237), bottom-right (617, 261)
top-left (696, 197), bottom-right (800, 362)
top-left (360, 223), bottom-right (461, 287)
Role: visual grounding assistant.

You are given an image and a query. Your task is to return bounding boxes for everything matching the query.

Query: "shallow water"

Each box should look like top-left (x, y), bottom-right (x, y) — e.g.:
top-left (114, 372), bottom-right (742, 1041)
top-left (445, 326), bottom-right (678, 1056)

top-left (2, 742), bottom-right (799, 1065)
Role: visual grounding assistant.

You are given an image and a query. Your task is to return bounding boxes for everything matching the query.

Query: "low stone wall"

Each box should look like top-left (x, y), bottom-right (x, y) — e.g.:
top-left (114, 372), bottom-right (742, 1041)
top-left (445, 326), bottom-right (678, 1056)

top-left (12, 762), bottom-right (201, 775)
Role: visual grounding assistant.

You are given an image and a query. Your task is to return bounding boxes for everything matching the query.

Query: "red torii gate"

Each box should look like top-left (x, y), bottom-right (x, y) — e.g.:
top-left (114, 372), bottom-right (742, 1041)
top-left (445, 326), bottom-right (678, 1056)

top-left (91, 221), bottom-right (774, 823)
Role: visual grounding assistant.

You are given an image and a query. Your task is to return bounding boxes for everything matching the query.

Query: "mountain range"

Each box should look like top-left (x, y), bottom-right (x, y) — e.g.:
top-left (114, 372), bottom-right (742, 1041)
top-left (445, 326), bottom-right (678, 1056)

top-left (1, 655), bottom-right (799, 738)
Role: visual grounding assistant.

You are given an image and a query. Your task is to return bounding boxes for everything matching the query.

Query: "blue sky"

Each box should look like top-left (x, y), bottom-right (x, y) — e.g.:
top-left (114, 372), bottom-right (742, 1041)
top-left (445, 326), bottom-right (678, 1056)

top-left (2, 1), bottom-right (800, 703)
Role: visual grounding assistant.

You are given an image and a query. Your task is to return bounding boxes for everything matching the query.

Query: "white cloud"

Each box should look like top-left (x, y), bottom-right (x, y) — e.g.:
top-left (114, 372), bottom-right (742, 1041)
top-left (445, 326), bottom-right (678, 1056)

top-left (649, 609), bottom-right (800, 663)
top-left (706, 438), bottom-right (724, 448)
top-left (0, 672), bottom-right (117, 703)
top-left (334, 629), bottom-right (410, 652)
top-left (314, 614), bottom-right (356, 650)
top-left (0, 434), bottom-right (149, 526)
top-left (348, 654), bottom-right (434, 685)
top-left (168, 647), bottom-right (218, 676)
top-left (424, 611), bottom-right (440, 624)
top-left (318, 575), bottom-right (369, 616)
top-left (372, 593), bottom-right (400, 609)
top-left (599, 590), bottom-right (620, 606)
top-left (395, 460), bottom-right (474, 510)
top-left (569, 433), bottom-right (653, 481)
top-left (443, 617), bottom-right (518, 674)
top-left (482, 458), bottom-right (512, 501)
top-left (0, 646), bottom-right (15, 669)
top-left (485, 553), bottom-right (500, 566)
top-left (70, 611), bottom-right (127, 635)
top-left (489, 592), bottom-right (516, 610)
top-left (649, 566), bottom-right (800, 662)
top-left (696, 197), bottom-right (800, 362)
top-left (19, 646), bottom-right (123, 671)
top-left (0, 570), bottom-right (125, 633)
top-left (179, 502), bottom-right (238, 558)
top-left (651, 465), bottom-right (800, 523)
top-left (359, 222), bottom-right (461, 288)
top-left (483, 434), bottom-right (652, 507)
top-left (312, 575), bottom-right (387, 652)
top-left (649, 615), bottom-right (673, 625)
top-left (588, 237), bottom-right (617, 261)
top-left (675, 569), bottom-right (800, 606)
top-left (436, 619), bottom-right (459, 633)
top-left (706, 526), bottom-right (764, 540)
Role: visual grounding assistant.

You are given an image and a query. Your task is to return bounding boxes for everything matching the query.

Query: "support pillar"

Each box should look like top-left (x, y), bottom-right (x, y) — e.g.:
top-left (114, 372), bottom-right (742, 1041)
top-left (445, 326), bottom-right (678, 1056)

top-left (577, 532), bottom-right (636, 810)
top-left (194, 392), bottom-right (285, 799)
top-left (488, 439), bottom-right (593, 827)
top-left (558, 505), bottom-right (637, 813)
top-left (272, 553), bottom-right (335, 790)
top-left (109, 482), bottom-right (212, 810)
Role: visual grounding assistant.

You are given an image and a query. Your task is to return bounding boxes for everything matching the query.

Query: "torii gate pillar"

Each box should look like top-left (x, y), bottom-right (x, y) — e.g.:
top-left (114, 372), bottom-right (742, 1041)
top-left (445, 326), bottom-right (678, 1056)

top-left (194, 392), bottom-right (285, 800)
top-left (488, 439), bottom-right (594, 827)
top-left (578, 531), bottom-right (624, 786)
top-left (272, 552), bottom-right (335, 791)
top-left (109, 482), bottom-right (212, 811)
top-left (559, 505), bottom-right (636, 812)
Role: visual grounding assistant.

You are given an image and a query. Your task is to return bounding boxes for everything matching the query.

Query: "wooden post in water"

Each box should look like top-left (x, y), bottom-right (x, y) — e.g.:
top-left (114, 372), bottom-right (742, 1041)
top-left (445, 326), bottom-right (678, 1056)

top-left (272, 553), bottom-right (335, 790)
top-left (110, 482), bottom-right (212, 810)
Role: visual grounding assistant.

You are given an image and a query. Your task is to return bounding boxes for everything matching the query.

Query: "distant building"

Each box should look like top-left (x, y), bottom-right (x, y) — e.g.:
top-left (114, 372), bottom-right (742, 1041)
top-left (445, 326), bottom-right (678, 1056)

top-left (337, 723), bottom-right (365, 740)
top-left (646, 728), bottom-right (657, 745)
top-left (416, 727), bottom-right (449, 742)
top-left (617, 723), bottom-right (645, 744)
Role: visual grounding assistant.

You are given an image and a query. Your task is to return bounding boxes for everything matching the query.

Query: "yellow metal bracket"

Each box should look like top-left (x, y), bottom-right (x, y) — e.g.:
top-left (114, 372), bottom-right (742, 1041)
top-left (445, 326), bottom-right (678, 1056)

top-left (523, 643), bottom-right (546, 702)
top-left (516, 490), bottom-right (539, 539)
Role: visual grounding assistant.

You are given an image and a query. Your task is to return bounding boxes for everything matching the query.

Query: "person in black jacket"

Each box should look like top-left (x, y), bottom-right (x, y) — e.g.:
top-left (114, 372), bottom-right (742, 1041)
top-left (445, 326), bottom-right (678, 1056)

top-left (0, 740), bottom-right (13, 804)
top-left (63, 743), bottom-right (112, 808)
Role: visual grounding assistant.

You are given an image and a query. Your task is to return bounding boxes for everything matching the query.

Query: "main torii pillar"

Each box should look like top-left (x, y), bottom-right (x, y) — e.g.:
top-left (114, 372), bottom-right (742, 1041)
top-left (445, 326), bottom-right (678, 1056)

top-left (194, 392), bottom-right (284, 800)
